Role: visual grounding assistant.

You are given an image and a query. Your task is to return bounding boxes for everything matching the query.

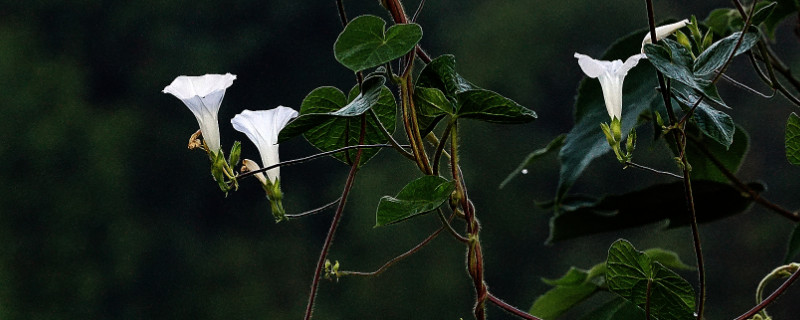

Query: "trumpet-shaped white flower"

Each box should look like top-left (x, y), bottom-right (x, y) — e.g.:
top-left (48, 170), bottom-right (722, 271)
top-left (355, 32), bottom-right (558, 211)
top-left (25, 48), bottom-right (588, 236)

top-left (574, 53), bottom-right (645, 121)
top-left (163, 73), bottom-right (237, 154)
top-left (641, 19), bottom-right (690, 51)
top-left (231, 107), bottom-right (299, 183)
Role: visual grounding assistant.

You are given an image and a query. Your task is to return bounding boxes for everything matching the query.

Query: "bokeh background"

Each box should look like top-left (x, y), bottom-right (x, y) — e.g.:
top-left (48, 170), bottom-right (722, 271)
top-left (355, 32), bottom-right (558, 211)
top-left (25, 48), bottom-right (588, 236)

top-left (3, 0), bottom-right (800, 319)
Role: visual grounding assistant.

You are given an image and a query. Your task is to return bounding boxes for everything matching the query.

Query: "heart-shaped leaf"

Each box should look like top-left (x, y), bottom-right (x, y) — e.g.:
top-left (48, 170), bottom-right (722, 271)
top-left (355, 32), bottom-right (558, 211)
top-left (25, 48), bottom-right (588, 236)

top-left (694, 31), bottom-right (759, 76)
top-left (375, 176), bottom-right (455, 227)
top-left (672, 83), bottom-right (735, 148)
top-left (455, 89), bottom-right (537, 124)
top-left (334, 15), bottom-right (422, 72)
top-left (278, 76), bottom-right (396, 165)
top-left (644, 39), bottom-right (727, 107)
top-left (606, 239), bottom-right (696, 320)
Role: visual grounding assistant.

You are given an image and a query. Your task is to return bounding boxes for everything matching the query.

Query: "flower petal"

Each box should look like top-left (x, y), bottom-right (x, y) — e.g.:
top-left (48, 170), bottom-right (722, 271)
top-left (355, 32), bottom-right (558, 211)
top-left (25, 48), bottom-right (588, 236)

top-left (641, 19), bottom-right (690, 50)
top-left (231, 107), bottom-right (299, 183)
top-left (163, 74), bottom-right (236, 154)
top-left (242, 159), bottom-right (268, 186)
top-left (574, 53), bottom-right (611, 78)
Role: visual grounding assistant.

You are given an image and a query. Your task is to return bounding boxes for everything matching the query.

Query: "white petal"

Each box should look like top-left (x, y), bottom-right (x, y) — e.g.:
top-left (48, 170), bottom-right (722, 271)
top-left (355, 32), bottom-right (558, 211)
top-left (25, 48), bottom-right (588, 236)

top-left (163, 73), bottom-right (236, 153)
top-left (641, 19), bottom-right (690, 48)
top-left (231, 107), bottom-right (299, 183)
top-left (574, 53), bottom-right (612, 78)
top-left (162, 73), bottom-right (237, 100)
top-left (242, 159), bottom-right (268, 186)
top-left (617, 53), bottom-right (647, 77)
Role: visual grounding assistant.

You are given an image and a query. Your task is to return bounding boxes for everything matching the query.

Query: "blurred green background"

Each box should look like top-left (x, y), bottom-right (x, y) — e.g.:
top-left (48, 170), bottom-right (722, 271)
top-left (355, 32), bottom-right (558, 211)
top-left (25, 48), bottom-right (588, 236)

top-left (3, 0), bottom-right (800, 319)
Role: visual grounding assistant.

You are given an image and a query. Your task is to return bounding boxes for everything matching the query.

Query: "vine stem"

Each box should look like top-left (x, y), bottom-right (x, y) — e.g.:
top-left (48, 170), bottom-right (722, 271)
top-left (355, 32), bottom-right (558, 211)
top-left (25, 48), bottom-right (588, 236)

top-left (303, 115), bottom-right (367, 320)
top-left (238, 144), bottom-right (406, 180)
top-left (624, 161), bottom-right (682, 179)
top-left (450, 121), bottom-right (488, 320)
top-left (644, 1), bottom-right (705, 318)
top-left (486, 292), bottom-right (542, 320)
top-left (340, 223), bottom-right (444, 277)
top-left (733, 267), bottom-right (800, 320)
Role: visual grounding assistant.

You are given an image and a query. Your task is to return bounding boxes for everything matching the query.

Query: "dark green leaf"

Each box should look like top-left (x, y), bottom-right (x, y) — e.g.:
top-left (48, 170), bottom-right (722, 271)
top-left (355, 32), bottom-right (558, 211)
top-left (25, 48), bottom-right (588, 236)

top-left (548, 180), bottom-right (761, 243)
top-left (763, 0), bottom-right (799, 38)
top-left (414, 86), bottom-right (454, 117)
top-left (557, 29), bottom-right (660, 202)
top-left (456, 89), bottom-right (537, 124)
top-left (685, 125), bottom-right (749, 183)
top-left (500, 134), bottom-right (566, 189)
top-left (278, 81), bottom-right (396, 165)
top-left (705, 8), bottom-right (738, 36)
top-left (416, 54), bottom-right (477, 101)
top-left (644, 39), bottom-right (728, 107)
top-left (375, 176), bottom-right (455, 227)
top-left (333, 15), bottom-right (422, 72)
top-left (786, 113), bottom-right (800, 165)
top-left (606, 239), bottom-right (696, 320)
top-left (785, 223), bottom-right (800, 263)
top-left (530, 281), bottom-right (599, 320)
top-left (579, 297), bottom-right (645, 320)
top-left (671, 83), bottom-right (735, 148)
top-left (644, 248), bottom-right (695, 270)
top-left (751, 1), bottom-right (779, 27)
top-left (542, 267), bottom-right (590, 286)
top-left (694, 32), bottom-right (759, 76)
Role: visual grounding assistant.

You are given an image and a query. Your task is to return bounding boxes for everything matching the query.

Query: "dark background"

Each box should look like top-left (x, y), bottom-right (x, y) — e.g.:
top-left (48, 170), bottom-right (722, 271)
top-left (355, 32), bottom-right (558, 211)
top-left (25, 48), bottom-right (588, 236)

top-left (3, 0), bottom-right (800, 319)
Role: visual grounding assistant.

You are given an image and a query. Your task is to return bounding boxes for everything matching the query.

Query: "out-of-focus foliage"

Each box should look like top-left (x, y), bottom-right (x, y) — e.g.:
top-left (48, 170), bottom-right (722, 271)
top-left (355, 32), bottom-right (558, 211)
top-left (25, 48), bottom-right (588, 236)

top-left (3, 0), bottom-right (800, 319)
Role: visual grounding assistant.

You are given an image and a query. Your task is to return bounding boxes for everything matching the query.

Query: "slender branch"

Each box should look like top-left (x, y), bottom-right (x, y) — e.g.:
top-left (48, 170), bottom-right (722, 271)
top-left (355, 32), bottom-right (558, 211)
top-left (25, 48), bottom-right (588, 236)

top-left (411, 0), bottom-right (426, 22)
top-left (432, 121), bottom-right (454, 175)
top-left (335, 0), bottom-right (348, 27)
top-left (486, 292), bottom-right (542, 320)
top-left (369, 110), bottom-right (416, 161)
top-left (239, 144), bottom-right (407, 180)
top-left (624, 161), bottom-right (683, 179)
top-left (733, 268), bottom-right (800, 320)
top-left (286, 197), bottom-right (342, 219)
top-left (688, 135), bottom-right (800, 222)
top-left (710, 1), bottom-right (755, 85)
top-left (303, 115), bottom-right (367, 320)
top-left (437, 209), bottom-right (469, 243)
top-left (339, 224), bottom-right (444, 277)
top-left (644, 1), bottom-right (705, 318)
top-left (721, 73), bottom-right (775, 98)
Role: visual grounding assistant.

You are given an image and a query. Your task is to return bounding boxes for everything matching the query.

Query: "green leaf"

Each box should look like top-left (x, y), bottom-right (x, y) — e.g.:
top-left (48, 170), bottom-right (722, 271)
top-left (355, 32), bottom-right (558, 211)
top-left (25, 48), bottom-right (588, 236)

top-left (644, 39), bottom-right (727, 107)
top-left (557, 29), bottom-right (660, 202)
top-left (455, 89), bottom-right (537, 124)
top-left (606, 239), bottom-right (696, 320)
top-left (685, 125), bottom-right (749, 182)
top-left (414, 86), bottom-right (455, 117)
top-left (763, 0), bottom-right (800, 38)
top-left (786, 113), bottom-right (800, 165)
top-left (530, 281), bottom-right (599, 320)
top-left (644, 248), bottom-right (695, 271)
top-left (333, 15), bottom-right (422, 72)
top-left (375, 176), bottom-right (455, 227)
top-left (785, 223), bottom-right (800, 264)
top-left (694, 31), bottom-right (759, 76)
top-left (579, 297), bottom-right (645, 320)
top-left (500, 134), bottom-right (566, 189)
top-left (705, 8), bottom-right (738, 36)
top-left (547, 180), bottom-right (761, 243)
top-left (228, 140), bottom-right (241, 168)
top-left (278, 78), bottom-right (396, 165)
top-left (671, 83), bottom-right (735, 148)
top-left (542, 267), bottom-right (590, 286)
top-left (416, 54), bottom-right (477, 101)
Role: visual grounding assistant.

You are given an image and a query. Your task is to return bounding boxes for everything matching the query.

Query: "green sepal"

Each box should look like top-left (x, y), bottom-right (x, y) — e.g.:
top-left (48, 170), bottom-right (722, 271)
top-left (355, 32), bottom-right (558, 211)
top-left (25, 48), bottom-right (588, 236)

top-left (675, 30), bottom-right (692, 53)
top-left (210, 150), bottom-right (233, 194)
top-left (611, 118), bottom-right (622, 143)
top-left (625, 127), bottom-right (637, 156)
top-left (264, 179), bottom-right (286, 223)
top-left (228, 141), bottom-right (242, 168)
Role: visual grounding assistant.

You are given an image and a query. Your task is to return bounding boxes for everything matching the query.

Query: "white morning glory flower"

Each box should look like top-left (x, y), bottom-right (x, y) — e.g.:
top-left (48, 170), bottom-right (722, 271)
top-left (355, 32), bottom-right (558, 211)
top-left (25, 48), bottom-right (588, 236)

top-left (574, 53), bottom-right (646, 121)
top-left (163, 73), bottom-right (237, 154)
top-left (641, 19), bottom-right (690, 51)
top-left (231, 106), bottom-right (299, 184)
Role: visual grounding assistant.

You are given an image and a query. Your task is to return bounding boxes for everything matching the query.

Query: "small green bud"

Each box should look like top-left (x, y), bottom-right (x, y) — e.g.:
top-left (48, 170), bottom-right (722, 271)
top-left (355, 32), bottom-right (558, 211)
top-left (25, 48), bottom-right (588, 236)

top-left (625, 128), bottom-right (637, 156)
top-left (228, 141), bottom-right (242, 168)
top-left (702, 30), bottom-right (714, 51)
top-left (675, 30), bottom-right (692, 52)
